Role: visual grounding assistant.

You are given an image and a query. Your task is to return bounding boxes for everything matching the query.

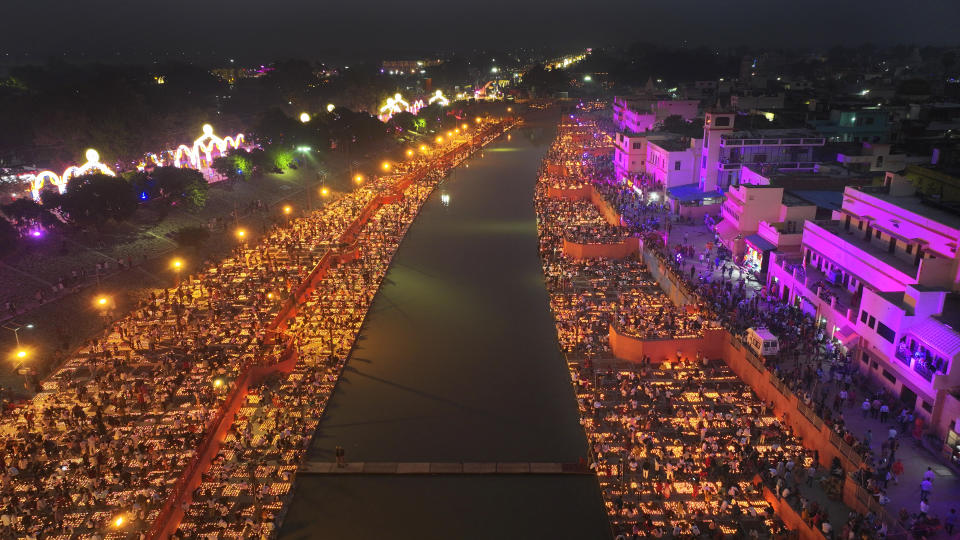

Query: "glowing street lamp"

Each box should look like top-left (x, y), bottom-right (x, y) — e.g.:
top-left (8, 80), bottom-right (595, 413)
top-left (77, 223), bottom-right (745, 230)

top-left (326, 103), bottom-right (336, 112)
top-left (353, 174), bottom-right (364, 184)
top-left (236, 229), bottom-right (247, 241)
top-left (114, 516), bottom-right (125, 528)
top-left (299, 112), bottom-right (311, 123)
top-left (462, 123), bottom-right (468, 130)
top-left (381, 162), bottom-right (391, 171)
top-left (474, 117), bottom-right (482, 123)
top-left (435, 136), bottom-right (444, 144)
top-left (419, 145), bottom-right (428, 153)
top-left (320, 187), bottom-right (330, 198)
top-left (15, 349), bottom-right (26, 360)
top-left (406, 149), bottom-right (414, 158)
top-left (96, 296), bottom-right (109, 308)
top-left (213, 378), bottom-right (224, 389)
top-left (171, 258), bottom-right (184, 287)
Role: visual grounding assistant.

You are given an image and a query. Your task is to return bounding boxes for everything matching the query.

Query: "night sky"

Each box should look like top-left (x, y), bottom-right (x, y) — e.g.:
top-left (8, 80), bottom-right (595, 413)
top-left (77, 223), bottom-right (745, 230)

top-left (2, 0), bottom-right (958, 63)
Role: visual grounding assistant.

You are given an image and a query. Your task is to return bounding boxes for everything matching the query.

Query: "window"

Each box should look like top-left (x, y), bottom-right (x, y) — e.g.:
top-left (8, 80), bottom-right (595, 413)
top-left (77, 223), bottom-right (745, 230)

top-left (881, 369), bottom-right (896, 384)
top-left (632, 142), bottom-right (642, 149)
top-left (866, 117), bottom-right (875, 125)
top-left (714, 116), bottom-right (730, 127)
top-left (875, 229), bottom-right (882, 239)
top-left (921, 400), bottom-right (933, 413)
top-left (906, 244), bottom-right (913, 254)
top-left (861, 350), bottom-right (870, 364)
top-left (860, 310), bottom-right (869, 323)
top-left (877, 322), bottom-right (896, 343)
top-left (674, 161), bottom-right (682, 171)
top-left (868, 316), bottom-right (876, 329)
top-left (876, 155), bottom-right (884, 167)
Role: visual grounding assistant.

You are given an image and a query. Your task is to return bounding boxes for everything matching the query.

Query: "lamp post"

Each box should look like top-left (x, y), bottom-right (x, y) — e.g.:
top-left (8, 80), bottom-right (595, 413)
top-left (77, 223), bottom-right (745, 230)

top-left (2, 323), bottom-right (33, 348)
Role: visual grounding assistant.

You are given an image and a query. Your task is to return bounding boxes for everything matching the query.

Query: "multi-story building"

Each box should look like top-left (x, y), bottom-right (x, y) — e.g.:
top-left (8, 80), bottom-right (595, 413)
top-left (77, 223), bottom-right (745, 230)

top-left (697, 112), bottom-right (827, 193)
top-left (808, 108), bottom-right (891, 144)
top-left (836, 142), bottom-right (932, 173)
top-left (646, 138), bottom-right (697, 190)
top-left (612, 96), bottom-right (699, 132)
top-left (715, 184), bottom-right (817, 266)
top-left (766, 174), bottom-right (960, 436)
top-left (613, 132), bottom-right (653, 177)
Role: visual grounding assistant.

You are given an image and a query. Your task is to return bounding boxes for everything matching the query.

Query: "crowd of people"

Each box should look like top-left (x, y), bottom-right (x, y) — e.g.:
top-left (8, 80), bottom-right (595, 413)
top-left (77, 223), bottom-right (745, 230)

top-left (0, 119), bottom-right (510, 539)
top-left (535, 117), bottom-right (893, 540)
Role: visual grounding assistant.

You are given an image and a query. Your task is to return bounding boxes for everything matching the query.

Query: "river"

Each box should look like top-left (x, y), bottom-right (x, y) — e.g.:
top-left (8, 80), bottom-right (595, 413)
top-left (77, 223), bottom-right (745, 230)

top-left (280, 111), bottom-right (610, 540)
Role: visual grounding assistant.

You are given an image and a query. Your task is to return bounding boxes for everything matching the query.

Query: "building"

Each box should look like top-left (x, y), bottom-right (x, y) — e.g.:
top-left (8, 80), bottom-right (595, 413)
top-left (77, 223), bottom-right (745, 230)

top-left (645, 138), bottom-right (697, 190)
top-left (808, 108), bottom-right (891, 144)
top-left (836, 142), bottom-right (932, 173)
top-left (698, 112), bottom-right (827, 193)
top-left (613, 132), bottom-right (652, 177)
top-left (903, 165), bottom-right (960, 206)
top-left (715, 184), bottom-right (817, 267)
top-left (612, 95), bottom-right (699, 132)
top-left (766, 174), bottom-right (960, 436)
top-left (730, 94), bottom-right (786, 112)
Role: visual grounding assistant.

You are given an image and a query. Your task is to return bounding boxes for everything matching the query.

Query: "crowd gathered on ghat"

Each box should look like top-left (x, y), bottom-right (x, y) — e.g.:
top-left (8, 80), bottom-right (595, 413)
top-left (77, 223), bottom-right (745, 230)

top-left (535, 117), bottom-right (892, 540)
top-left (0, 119), bottom-right (509, 540)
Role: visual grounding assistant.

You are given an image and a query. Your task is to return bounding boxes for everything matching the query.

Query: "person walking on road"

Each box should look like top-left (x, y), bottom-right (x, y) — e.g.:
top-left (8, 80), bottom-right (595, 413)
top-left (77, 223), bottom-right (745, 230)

top-left (335, 445), bottom-right (346, 467)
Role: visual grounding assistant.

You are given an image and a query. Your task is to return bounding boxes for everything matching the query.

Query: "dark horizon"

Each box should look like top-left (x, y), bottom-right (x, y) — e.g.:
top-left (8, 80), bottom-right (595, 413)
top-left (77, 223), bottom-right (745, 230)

top-left (1, 0), bottom-right (958, 65)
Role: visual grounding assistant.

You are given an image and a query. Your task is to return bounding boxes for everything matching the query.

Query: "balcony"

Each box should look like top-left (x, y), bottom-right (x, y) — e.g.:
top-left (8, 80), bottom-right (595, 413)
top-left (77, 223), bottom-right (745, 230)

top-left (720, 135), bottom-right (826, 147)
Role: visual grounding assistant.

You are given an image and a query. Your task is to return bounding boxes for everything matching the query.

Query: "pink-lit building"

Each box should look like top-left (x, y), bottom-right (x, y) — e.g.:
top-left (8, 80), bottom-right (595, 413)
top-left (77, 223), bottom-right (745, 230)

top-left (645, 138), bottom-right (697, 190)
top-left (714, 184), bottom-right (817, 270)
top-left (766, 174), bottom-right (960, 436)
top-left (612, 96), bottom-right (699, 132)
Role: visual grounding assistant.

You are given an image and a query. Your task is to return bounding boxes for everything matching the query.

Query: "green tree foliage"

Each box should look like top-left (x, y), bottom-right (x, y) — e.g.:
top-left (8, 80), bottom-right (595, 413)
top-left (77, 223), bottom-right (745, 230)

top-left (56, 174), bottom-right (138, 226)
top-left (661, 115), bottom-right (705, 138)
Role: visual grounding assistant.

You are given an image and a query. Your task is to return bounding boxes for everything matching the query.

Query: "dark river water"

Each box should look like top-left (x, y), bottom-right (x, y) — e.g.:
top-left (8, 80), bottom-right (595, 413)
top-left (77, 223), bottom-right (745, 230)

top-left (280, 112), bottom-right (610, 540)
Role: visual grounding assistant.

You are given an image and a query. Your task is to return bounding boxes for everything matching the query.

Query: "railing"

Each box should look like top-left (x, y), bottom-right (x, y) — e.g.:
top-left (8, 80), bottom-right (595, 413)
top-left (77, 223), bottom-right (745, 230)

top-left (796, 401), bottom-right (823, 429)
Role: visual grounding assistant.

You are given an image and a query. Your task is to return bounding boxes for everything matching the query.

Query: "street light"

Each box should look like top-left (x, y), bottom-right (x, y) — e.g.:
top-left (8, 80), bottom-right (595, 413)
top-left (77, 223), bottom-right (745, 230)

top-left (299, 112), bottom-right (311, 123)
top-left (283, 205), bottom-right (292, 215)
top-left (353, 174), bottom-right (364, 184)
top-left (320, 187), bottom-right (330, 198)
top-left (381, 162), bottom-right (391, 171)
top-left (326, 103), bottom-right (335, 112)
top-left (419, 145), bottom-right (427, 153)
top-left (474, 117), bottom-right (482, 123)
top-left (236, 228), bottom-right (247, 241)
top-left (435, 136), bottom-right (443, 144)
top-left (406, 149), bottom-right (414, 158)
top-left (15, 350), bottom-right (26, 360)
top-left (462, 123), bottom-right (468, 130)
top-left (171, 258), bottom-right (184, 287)
top-left (2, 323), bottom-right (33, 348)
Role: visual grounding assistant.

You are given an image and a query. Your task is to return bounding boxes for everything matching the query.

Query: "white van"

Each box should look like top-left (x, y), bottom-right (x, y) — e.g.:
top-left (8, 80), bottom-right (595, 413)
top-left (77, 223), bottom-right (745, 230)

top-left (746, 327), bottom-right (779, 357)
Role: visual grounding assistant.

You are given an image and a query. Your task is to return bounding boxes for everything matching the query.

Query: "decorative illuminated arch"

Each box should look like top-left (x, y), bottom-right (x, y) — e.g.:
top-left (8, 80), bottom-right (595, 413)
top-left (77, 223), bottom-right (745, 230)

top-left (428, 90), bottom-right (449, 107)
top-left (62, 149), bottom-right (116, 183)
top-left (174, 144), bottom-right (196, 168)
top-left (29, 171), bottom-right (63, 199)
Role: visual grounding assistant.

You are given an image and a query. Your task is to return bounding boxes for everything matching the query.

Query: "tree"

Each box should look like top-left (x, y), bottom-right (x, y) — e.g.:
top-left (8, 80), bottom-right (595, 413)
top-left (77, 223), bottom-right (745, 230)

top-left (212, 153), bottom-right (252, 181)
top-left (128, 167), bottom-right (210, 208)
top-left (2, 199), bottom-right (48, 223)
top-left (56, 174), bottom-right (138, 227)
top-left (661, 115), bottom-right (705, 138)
top-left (173, 225), bottom-right (210, 250)
top-left (0, 219), bottom-right (18, 255)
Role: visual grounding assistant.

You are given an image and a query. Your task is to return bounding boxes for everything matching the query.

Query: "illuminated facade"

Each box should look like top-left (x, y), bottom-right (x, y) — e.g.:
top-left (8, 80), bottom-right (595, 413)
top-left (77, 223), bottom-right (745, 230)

top-left (766, 174), bottom-right (960, 435)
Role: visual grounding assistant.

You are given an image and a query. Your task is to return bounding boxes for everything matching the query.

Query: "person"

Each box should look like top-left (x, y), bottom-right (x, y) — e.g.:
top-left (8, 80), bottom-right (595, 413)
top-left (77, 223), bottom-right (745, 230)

top-left (891, 459), bottom-right (903, 484)
top-left (920, 478), bottom-right (932, 501)
top-left (923, 467), bottom-right (935, 483)
top-left (920, 499), bottom-right (930, 517)
top-left (945, 508), bottom-right (957, 535)
top-left (861, 399), bottom-right (871, 418)
top-left (335, 445), bottom-right (346, 467)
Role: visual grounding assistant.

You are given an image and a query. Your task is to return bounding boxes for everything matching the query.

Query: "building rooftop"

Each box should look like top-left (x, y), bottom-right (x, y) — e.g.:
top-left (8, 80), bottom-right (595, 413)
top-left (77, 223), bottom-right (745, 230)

top-left (934, 295), bottom-right (960, 331)
top-left (852, 186), bottom-right (960, 231)
top-left (788, 190), bottom-right (845, 212)
top-left (650, 138), bottom-right (691, 152)
top-left (909, 316), bottom-right (960, 357)
top-left (813, 220), bottom-right (920, 279)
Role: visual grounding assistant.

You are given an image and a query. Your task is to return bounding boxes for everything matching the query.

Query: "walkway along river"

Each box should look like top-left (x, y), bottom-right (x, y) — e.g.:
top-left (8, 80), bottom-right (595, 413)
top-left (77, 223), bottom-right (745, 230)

top-left (279, 112), bottom-right (611, 539)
